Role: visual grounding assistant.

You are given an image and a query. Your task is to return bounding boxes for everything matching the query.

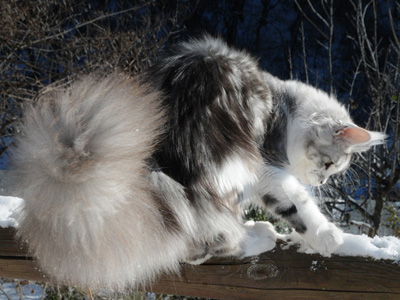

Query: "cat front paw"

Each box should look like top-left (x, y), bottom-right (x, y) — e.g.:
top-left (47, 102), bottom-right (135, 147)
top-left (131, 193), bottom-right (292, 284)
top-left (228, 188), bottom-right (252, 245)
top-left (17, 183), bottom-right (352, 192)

top-left (302, 222), bottom-right (344, 256)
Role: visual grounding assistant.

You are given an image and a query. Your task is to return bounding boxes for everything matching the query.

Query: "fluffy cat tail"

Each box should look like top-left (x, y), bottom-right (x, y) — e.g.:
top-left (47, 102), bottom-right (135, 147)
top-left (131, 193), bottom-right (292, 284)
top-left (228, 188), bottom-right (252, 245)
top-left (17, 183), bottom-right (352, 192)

top-left (10, 74), bottom-right (185, 290)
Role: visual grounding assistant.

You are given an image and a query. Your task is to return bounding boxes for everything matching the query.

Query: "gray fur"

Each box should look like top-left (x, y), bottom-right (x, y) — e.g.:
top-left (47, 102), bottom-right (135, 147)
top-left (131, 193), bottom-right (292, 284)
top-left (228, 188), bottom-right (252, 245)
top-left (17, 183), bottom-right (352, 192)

top-left (11, 74), bottom-right (189, 290)
top-left (10, 37), bottom-right (386, 291)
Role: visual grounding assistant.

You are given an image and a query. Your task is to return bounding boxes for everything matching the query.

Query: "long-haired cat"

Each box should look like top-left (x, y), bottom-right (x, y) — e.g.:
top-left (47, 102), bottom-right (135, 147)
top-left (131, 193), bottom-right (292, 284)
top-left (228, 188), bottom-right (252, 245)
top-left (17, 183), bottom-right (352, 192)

top-left (10, 36), bottom-right (385, 290)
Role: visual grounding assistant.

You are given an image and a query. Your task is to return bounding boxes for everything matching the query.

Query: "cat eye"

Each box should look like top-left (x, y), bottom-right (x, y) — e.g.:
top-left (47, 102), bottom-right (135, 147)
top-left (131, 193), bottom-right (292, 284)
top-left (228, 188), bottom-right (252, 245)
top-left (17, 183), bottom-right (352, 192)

top-left (324, 162), bottom-right (334, 170)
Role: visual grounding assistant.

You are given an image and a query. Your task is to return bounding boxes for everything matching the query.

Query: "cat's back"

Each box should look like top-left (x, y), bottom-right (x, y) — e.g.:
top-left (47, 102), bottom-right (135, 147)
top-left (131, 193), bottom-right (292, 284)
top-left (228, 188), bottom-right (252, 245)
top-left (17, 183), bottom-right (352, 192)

top-left (147, 36), bottom-right (271, 189)
top-left (282, 79), bottom-right (350, 122)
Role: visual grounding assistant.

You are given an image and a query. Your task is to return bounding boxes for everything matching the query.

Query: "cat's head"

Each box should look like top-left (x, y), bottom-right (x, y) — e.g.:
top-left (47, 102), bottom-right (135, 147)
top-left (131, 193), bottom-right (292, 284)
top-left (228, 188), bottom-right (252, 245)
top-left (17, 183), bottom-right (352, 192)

top-left (288, 120), bottom-right (386, 186)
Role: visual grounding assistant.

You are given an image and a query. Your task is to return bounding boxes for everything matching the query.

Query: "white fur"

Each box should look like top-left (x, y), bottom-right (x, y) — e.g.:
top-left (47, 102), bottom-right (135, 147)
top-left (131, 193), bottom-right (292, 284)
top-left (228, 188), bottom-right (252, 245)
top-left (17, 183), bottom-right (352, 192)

top-left (11, 74), bottom-right (190, 290)
top-left (274, 80), bottom-right (385, 186)
top-left (253, 79), bottom-right (384, 254)
top-left (241, 221), bottom-right (279, 257)
top-left (10, 37), bottom-right (387, 291)
top-left (213, 155), bottom-right (259, 195)
top-left (180, 35), bottom-right (240, 60)
top-left (285, 85), bottom-right (350, 185)
top-left (257, 167), bottom-right (344, 256)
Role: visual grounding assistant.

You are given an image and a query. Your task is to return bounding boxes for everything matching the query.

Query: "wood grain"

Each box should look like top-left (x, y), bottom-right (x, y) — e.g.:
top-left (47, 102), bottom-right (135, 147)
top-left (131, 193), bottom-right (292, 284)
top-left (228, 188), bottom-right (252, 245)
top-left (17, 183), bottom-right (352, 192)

top-left (1, 227), bottom-right (399, 299)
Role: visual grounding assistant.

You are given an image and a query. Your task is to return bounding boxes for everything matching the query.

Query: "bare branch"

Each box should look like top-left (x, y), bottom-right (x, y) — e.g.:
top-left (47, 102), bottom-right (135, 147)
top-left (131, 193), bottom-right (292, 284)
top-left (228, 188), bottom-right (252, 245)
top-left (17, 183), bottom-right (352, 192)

top-left (294, 0), bottom-right (329, 40)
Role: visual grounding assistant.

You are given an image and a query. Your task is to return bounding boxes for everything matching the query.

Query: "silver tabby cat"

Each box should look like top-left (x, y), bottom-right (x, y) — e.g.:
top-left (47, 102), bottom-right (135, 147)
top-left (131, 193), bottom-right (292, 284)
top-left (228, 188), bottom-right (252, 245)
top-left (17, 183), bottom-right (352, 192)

top-left (11, 36), bottom-right (385, 290)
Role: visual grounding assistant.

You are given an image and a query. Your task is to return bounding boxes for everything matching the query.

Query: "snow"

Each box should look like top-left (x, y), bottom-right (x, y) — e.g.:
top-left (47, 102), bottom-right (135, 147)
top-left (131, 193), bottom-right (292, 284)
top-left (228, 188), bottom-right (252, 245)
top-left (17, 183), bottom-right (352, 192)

top-left (0, 196), bottom-right (23, 228)
top-left (0, 195), bottom-right (399, 262)
top-left (310, 260), bottom-right (327, 271)
top-left (337, 234), bottom-right (400, 260)
top-left (0, 280), bottom-right (44, 300)
top-left (288, 230), bottom-right (400, 261)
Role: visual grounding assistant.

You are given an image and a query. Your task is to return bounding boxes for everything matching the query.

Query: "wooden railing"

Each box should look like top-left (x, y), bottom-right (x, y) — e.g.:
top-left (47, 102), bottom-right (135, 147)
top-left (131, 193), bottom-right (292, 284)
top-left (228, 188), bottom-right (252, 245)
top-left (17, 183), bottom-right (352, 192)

top-left (1, 227), bottom-right (400, 299)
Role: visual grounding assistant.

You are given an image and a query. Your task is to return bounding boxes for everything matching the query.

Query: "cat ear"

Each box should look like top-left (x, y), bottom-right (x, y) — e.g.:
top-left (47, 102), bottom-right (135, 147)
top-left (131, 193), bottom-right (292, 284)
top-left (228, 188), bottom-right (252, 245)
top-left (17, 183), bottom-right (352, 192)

top-left (334, 124), bottom-right (386, 152)
top-left (334, 126), bottom-right (370, 144)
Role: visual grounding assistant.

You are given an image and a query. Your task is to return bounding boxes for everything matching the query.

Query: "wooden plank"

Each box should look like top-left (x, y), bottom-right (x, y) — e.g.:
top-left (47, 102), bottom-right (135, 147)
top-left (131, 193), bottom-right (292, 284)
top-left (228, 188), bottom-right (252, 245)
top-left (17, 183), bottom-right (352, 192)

top-left (0, 228), bottom-right (27, 257)
top-left (1, 227), bottom-right (400, 299)
top-left (146, 246), bottom-right (400, 299)
top-left (0, 258), bottom-right (44, 282)
top-left (149, 282), bottom-right (399, 300)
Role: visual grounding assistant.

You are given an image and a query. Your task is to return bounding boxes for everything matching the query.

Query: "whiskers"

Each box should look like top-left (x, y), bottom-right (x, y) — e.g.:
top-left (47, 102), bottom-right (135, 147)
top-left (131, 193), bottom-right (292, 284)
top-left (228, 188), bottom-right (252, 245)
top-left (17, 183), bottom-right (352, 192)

top-left (311, 164), bottom-right (362, 223)
top-left (311, 181), bottom-right (335, 199)
top-left (342, 166), bottom-right (360, 192)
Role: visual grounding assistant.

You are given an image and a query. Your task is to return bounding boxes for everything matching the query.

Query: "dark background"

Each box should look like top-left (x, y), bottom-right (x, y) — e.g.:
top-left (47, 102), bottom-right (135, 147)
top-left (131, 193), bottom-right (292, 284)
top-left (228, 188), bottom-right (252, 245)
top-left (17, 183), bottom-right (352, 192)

top-left (0, 0), bottom-right (399, 235)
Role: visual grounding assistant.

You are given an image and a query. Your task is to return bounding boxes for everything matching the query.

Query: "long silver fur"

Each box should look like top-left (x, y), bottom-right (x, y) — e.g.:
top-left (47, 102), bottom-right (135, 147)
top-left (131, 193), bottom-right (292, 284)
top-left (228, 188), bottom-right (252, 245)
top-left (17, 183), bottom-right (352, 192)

top-left (10, 36), bottom-right (386, 291)
top-left (10, 74), bottom-right (189, 290)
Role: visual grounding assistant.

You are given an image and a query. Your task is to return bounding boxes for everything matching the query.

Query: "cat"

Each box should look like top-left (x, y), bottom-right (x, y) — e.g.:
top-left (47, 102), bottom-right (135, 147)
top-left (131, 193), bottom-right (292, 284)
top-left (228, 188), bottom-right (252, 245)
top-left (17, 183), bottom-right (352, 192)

top-left (10, 36), bottom-right (386, 291)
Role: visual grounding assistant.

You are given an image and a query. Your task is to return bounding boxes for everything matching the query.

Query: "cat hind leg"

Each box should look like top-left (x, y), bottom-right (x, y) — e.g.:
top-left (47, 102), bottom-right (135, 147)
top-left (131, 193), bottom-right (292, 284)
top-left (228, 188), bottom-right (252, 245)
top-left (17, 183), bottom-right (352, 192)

top-left (240, 220), bottom-right (280, 257)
